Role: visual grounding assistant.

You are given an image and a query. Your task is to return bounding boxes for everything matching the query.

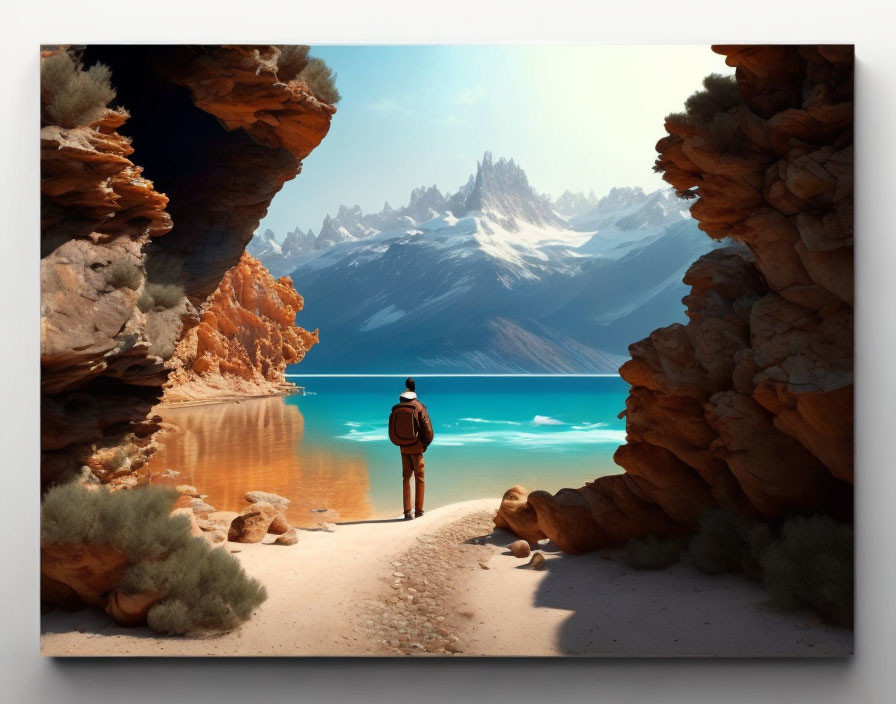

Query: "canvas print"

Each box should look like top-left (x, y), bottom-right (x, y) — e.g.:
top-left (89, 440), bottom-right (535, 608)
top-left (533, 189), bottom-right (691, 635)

top-left (39, 44), bottom-right (854, 656)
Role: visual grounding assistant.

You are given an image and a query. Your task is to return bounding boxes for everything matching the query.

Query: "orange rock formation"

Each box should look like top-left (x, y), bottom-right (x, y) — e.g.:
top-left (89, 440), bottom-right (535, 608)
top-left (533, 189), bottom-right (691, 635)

top-left (497, 45), bottom-right (854, 553)
top-left (163, 252), bottom-right (318, 403)
top-left (40, 106), bottom-right (185, 485)
top-left (40, 46), bottom-right (334, 485)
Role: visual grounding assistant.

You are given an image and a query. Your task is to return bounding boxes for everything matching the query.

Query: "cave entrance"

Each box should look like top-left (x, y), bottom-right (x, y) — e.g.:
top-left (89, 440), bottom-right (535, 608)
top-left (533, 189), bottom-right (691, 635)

top-left (80, 46), bottom-right (296, 301)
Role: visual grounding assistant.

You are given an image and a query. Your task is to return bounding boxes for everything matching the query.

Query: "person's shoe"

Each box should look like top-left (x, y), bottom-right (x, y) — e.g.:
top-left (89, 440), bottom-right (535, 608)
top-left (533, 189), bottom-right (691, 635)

top-left (403, 512), bottom-right (413, 520)
top-left (414, 510), bottom-right (424, 518)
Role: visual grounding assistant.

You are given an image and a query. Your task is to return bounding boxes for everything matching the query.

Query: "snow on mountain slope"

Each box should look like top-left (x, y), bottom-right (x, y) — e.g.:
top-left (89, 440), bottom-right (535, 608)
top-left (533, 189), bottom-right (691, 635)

top-left (552, 189), bottom-right (599, 219)
top-left (267, 153), bottom-right (714, 373)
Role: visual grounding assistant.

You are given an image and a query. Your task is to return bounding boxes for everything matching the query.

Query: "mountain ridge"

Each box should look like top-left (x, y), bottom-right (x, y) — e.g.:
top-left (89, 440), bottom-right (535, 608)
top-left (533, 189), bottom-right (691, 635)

top-left (251, 152), bottom-right (716, 373)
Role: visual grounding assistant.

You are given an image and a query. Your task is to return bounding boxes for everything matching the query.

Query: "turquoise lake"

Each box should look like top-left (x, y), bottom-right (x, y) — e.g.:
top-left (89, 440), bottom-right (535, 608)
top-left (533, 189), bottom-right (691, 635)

top-left (151, 375), bottom-right (630, 524)
top-left (288, 375), bottom-right (629, 514)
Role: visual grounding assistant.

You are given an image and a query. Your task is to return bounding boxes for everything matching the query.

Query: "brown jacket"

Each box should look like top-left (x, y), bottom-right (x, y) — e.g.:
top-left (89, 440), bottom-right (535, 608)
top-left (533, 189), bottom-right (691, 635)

top-left (398, 398), bottom-right (434, 455)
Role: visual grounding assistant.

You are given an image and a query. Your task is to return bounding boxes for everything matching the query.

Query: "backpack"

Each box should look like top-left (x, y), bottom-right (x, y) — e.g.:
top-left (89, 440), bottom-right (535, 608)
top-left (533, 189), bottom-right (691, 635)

top-left (389, 403), bottom-right (420, 446)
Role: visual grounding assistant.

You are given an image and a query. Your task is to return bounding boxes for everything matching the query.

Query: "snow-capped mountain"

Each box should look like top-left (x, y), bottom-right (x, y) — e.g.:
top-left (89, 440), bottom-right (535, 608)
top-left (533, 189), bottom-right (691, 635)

top-left (262, 152), bottom-right (715, 373)
top-left (552, 189), bottom-right (598, 219)
top-left (247, 227), bottom-right (317, 274)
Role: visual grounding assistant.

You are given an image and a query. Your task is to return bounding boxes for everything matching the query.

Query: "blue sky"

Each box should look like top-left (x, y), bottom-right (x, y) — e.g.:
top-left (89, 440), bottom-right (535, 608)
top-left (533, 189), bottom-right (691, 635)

top-left (258, 45), bottom-right (733, 238)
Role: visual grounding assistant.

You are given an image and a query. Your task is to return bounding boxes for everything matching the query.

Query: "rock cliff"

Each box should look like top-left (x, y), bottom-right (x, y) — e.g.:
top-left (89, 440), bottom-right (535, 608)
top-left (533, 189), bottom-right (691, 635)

top-left (496, 45), bottom-right (854, 553)
top-left (41, 46), bottom-right (333, 486)
top-left (163, 252), bottom-right (318, 404)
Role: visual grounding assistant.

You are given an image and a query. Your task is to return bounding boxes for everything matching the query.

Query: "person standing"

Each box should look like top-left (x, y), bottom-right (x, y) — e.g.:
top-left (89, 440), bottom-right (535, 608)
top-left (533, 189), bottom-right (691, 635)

top-left (388, 377), bottom-right (434, 520)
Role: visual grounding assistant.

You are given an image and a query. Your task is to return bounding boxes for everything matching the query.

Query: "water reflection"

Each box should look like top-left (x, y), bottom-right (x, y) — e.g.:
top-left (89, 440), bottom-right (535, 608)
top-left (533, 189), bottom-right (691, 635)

top-left (148, 397), bottom-right (373, 526)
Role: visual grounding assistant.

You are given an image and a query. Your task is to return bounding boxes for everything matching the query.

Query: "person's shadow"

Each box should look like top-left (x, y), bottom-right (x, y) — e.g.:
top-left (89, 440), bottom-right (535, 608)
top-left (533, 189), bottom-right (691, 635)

top-left (334, 517), bottom-right (408, 526)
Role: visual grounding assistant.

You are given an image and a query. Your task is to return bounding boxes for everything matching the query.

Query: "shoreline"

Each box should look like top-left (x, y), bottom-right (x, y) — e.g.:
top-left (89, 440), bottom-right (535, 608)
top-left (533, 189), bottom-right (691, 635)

top-left (156, 386), bottom-right (303, 410)
top-left (41, 498), bottom-right (853, 657)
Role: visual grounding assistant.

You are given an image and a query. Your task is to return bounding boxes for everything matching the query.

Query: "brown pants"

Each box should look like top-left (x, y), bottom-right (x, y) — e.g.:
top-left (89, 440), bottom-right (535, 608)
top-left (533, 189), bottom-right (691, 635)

top-left (401, 453), bottom-right (425, 514)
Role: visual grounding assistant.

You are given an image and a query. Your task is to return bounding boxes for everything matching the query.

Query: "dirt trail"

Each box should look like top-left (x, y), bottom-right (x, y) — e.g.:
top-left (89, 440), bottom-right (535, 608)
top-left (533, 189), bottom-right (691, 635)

top-left (40, 498), bottom-right (852, 657)
top-left (40, 500), bottom-right (502, 656)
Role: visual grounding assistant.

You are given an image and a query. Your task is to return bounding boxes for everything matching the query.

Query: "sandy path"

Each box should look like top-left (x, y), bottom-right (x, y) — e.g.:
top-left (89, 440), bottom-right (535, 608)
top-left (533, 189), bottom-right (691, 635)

top-left (40, 499), bottom-right (853, 657)
top-left (40, 500), bottom-right (498, 656)
top-left (462, 543), bottom-right (854, 656)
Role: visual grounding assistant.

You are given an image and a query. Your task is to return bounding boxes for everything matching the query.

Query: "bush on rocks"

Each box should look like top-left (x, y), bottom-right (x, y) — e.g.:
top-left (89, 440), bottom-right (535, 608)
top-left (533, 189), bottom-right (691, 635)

top-left (275, 45), bottom-right (310, 80)
top-left (686, 508), bottom-right (757, 574)
top-left (297, 57), bottom-right (341, 105)
top-left (618, 535), bottom-right (686, 570)
top-left (104, 259), bottom-right (143, 290)
top-left (41, 49), bottom-right (116, 128)
top-left (41, 483), bottom-right (266, 635)
top-left (618, 507), bottom-right (854, 628)
top-left (138, 282), bottom-right (185, 312)
top-left (759, 515), bottom-right (853, 628)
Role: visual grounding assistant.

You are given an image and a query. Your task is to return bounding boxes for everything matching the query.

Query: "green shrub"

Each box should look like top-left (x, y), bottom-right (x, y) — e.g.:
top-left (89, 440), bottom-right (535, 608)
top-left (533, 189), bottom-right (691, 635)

top-left (41, 483), bottom-right (188, 558)
top-left (758, 515), bottom-right (853, 628)
top-left (125, 536), bottom-right (267, 635)
top-left (41, 50), bottom-right (116, 128)
top-left (275, 45), bottom-right (310, 80)
top-left (743, 521), bottom-right (774, 582)
top-left (104, 259), bottom-right (143, 290)
top-left (41, 484), bottom-right (267, 634)
top-left (137, 289), bottom-right (155, 313)
top-left (145, 312), bottom-right (178, 360)
top-left (298, 57), bottom-right (341, 105)
top-left (138, 283), bottom-right (185, 312)
top-left (686, 508), bottom-right (756, 574)
top-left (618, 535), bottom-right (686, 570)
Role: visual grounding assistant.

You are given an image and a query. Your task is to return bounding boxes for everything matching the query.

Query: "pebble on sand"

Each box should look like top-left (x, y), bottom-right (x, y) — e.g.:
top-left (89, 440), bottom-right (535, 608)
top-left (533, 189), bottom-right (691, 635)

top-left (508, 540), bottom-right (531, 558)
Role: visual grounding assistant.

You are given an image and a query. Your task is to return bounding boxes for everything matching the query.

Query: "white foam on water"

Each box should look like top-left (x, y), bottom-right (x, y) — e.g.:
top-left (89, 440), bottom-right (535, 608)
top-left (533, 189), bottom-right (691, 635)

top-left (459, 417), bottom-right (522, 426)
top-left (570, 421), bottom-right (608, 430)
top-left (531, 415), bottom-right (565, 426)
top-left (336, 426), bottom-right (625, 449)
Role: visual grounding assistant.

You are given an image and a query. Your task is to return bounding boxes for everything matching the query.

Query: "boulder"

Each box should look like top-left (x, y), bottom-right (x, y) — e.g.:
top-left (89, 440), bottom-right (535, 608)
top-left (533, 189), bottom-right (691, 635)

top-left (493, 486), bottom-right (546, 544)
top-left (274, 529), bottom-right (299, 546)
top-left (176, 485), bottom-right (200, 497)
top-left (525, 553), bottom-right (546, 571)
top-left (41, 573), bottom-right (86, 610)
top-left (245, 490), bottom-right (291, 507)
top-left (196, 517), bottom-right (217, 532)
top-left (105, 589), bottom-right (161, 626)
top-left (208, 529), bottom-right (227, 544)
top-left (190, 499), bottom-right (217, 515)
top-left (508, 540), bottom-right (531, 558)
top-left (227, 501), bottom-right (289, 543)
top-left (268, 512), bottom-right (290, 535)
top-left (40, 542), bottom-right (130, 608)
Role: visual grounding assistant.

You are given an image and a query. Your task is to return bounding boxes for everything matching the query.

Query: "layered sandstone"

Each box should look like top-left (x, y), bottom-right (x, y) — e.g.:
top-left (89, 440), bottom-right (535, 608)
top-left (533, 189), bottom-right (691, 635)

top-left (41, 46), bottom-right (333, 486)
top-left (497, 45), bottom-right (854, 553)
top-left (40, 106), bottom-right (190, 485)
top-left (163, 252), bottom-right (318, 404)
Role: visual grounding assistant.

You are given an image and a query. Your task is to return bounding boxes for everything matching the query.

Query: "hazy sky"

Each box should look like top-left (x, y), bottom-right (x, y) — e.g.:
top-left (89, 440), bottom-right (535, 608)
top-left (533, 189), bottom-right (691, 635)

top-left (257, 45), bottom-right (733, 238)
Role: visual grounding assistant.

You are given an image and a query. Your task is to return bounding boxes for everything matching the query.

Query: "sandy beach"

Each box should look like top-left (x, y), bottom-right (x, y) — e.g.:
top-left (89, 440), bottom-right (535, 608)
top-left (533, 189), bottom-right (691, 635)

top-left (40, 499), bottom-right (853, 657)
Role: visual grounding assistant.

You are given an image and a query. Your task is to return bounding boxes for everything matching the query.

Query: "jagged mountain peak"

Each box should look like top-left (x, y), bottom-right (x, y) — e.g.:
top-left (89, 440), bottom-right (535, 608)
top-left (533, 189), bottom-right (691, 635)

top-left (595, 186), bottom-right (649, 213)
top-left (553, 189), bottom-right (600, 218)
top-left (463, 151), bottom-right (567, 231)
